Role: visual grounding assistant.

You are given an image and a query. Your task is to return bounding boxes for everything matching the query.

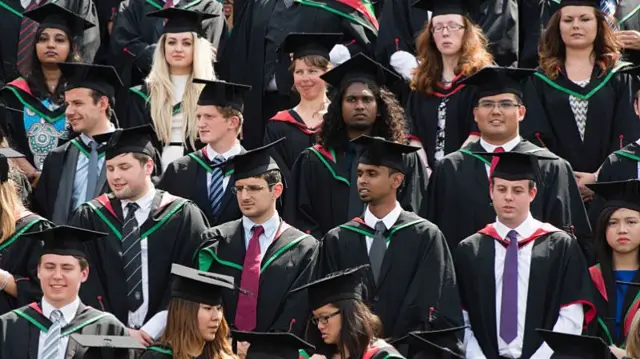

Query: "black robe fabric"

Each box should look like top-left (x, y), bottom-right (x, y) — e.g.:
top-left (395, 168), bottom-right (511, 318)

top-left (426, 140), bottom-right (593, 262)
top-left (0, 214), bottom-right (53, 315)
top-left (404, 79), bottom-right (479, 169)
top-left (140, 344), bottom-right (232, 359)
top-left (157, 147), bottom-right (245, 226)
top-left (374, 0), bottom-right (427, 71)
top-left (521, 65), bottom-right (640, 173)
top-left (69, 191), bottom-right (209, 325)
top-left (110, 0), bottom-right (227, 88)
top-left (318, 211), bottom-right (463, 339)
top-left (0, 301), bottom-right (128, 359)
top-left (455, 225), bottom-right (596, 359)
top-left (197, 219), bottom-right (319, 336)
top-left (284, 145), bottom-right (428, 239)
top-left (0, 0), bottom-right (100, 84)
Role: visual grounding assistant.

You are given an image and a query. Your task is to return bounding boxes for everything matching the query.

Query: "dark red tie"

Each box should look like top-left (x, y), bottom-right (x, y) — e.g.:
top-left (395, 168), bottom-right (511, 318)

top-left (235, 225), bottom-right (263, 331)
top-left (489, 146), bottom-right (505, 178)
top-left (17, 0), bottom-right (41, 77)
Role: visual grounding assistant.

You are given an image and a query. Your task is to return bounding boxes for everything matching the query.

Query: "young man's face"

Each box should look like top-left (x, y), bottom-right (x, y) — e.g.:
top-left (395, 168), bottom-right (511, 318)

top-left (38, 254), bottom-right (88, 308)
top-left (106, 153), bottom-right (153, 201)
top-left (65, 88), bottom-right (107, 135)
top-left (341, 82), bottom-right (378, 130)
top-left (357, 163), bottom-right (403, 204)
top-left (234, 176), bottom-right (282, 220)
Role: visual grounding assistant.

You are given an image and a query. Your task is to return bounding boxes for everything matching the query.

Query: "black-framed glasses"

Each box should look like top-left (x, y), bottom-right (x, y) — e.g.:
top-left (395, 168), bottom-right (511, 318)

top-left (231, 183), bottom-right (275, 194)
top-left (477, 100), bottom-right (522, 111)
top-left (431, 24), bottom-right (465, 33)
top-left (311, 310), bottom-right (341, 325)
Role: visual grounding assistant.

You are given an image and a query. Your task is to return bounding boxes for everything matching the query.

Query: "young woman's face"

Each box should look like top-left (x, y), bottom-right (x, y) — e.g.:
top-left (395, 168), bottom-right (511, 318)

top-left (293, 59), bottom-right (327, 101)
top-left (606, 207), bottom-right (640, 255)
top-left (559, 6), bottom-right (598, 49)
top-left (197, 303), bottom-right (223, 342)
top-left (431, 14), bottom-right (465, 56)
top-left (164, 32), bottom-right (194, 73)
top-left (35, 28), bottom-right (71, 64)
top-left (312, 303), bottom-right (342, 345)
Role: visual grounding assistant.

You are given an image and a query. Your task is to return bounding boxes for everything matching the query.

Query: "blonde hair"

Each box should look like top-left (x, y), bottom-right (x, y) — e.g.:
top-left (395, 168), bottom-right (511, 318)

top-left (146, 33), bottom-right (216, 149)
top-left (0, 177), bottom-right (24, 243)
top-left (626, 310), bottom-right (640, 358)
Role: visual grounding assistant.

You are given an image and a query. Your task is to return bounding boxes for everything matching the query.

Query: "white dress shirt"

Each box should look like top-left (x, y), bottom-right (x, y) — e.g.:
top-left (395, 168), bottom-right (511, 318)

top-left (242, 213), bottom-right (281, 256)
top-left (363, 202), bottom-right (402, 252)
top-left (38, 297), bottom-right (80, 359)
top-left (463, 214), bottom-right (584, 359)
top-left (479, 136), bottom-right (521, 177)
top-left (204, 142), bottom-right (243, 193)
top-left (72, 125), bottom-right (115, 210)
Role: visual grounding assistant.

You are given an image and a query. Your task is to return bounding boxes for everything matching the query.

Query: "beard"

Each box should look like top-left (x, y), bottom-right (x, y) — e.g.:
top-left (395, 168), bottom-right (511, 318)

top-left (346, 121), bottom-right (373, 132)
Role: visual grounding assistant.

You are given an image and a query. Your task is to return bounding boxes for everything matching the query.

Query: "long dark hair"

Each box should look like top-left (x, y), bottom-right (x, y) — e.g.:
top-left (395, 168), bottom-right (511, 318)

top-left (316, 80), bottom-right (407, 153)
top-left (595, 206), bottom-right (640, 268)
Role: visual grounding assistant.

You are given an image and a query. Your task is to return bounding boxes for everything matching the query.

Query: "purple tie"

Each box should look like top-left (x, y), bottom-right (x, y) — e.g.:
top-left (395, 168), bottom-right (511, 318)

top-left (500, 229), bottom-right (518, 344)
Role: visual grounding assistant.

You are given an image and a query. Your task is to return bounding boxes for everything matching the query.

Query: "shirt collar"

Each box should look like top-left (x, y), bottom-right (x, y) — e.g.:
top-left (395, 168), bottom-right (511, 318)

top-left (80, 123), bottom-right (116, 145)
top-left (42, 296), bottom-right (80, 324)
top-left (479, 136), bottom-right (521, 153)
top-left (494, 213), bottom-right (541, 241)
top-left (242, 212), bottom-right (281, 239)
top-left (205, 142), bottom-right (243, 161)
top-left (364, 202), bottom-right (402, 230)
top-left (121, 186), bottom-right (157, 212)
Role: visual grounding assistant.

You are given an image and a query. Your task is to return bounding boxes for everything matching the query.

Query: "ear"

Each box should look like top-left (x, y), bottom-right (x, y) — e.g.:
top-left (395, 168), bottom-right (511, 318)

top-left (529, 185), bottom-right (537, 203)
top-left (145, 158), bottom-right (155, 176)
top-left (518, 104), bottom-right (526, 121)
top-left (473, 107), bottom-right (479, 124)
top-left (489, 182), bottom-right (495, 201)
top-left (391, 172), bottom-right (404, 189)
top-left (80, 266), bottom-right (89, 283)
top-left (272, 182), bottom-right (284, 200)
top-left (99, 95), bottom-right (110, 113)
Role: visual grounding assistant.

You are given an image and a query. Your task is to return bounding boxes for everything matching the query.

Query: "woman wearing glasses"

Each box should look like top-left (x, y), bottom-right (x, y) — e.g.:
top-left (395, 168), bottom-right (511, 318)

top-left (404, 0), bottom-right (493, 169)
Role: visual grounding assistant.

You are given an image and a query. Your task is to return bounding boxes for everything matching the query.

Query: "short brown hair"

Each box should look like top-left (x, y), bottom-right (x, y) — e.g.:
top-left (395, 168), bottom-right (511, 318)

top-left (217, 106), bottom-right (244, 139)
top-left (288, 55), bottom-right (331, 73)
top-left (258, 169), bottom-right (282, 186)
top-left (38, 256), bottom-right (89, 270)
top-left (132, 153), bottom-right (153, 167)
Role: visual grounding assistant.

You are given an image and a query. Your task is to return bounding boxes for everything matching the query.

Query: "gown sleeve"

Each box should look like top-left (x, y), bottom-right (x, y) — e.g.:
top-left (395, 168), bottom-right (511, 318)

top-left (611, 72), bottom-right (640, 152)
top-left (397, 152), bottom-right (428, 218)
top-left (283, 150), bottom-right (323, 239)
top-left (521, 76), bottom-right (555, 149)
top-left (110, 0), bottom-right (156, 78)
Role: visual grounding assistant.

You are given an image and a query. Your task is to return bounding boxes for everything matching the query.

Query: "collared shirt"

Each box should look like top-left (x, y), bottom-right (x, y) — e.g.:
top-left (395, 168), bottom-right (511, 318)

top-left (363, 202), bottom-right (402, 252)
top-left (204, 142), bottom-right (243, 193)
top-left (121, 187), bottom-right (157, 329)
top-left (71, 125), bottom-right (115, 210)
top-left (38, 297), bottom-right (81, 359)
top-left (479, 136), bottom-right (521, 177)
top-left (242, 212), bottom-right (281, 256)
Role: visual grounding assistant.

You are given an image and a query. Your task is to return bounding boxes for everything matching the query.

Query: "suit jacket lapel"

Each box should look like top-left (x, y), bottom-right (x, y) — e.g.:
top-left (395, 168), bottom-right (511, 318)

top-left (52, 144), bottom-right (80, 224)
top-left (95, 161), bottom-right (108, 198)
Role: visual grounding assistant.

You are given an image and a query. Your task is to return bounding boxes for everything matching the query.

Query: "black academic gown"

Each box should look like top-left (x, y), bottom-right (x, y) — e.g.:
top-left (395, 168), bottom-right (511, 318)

top-left (521, 65), bottom-right (640, 173)
top-left (0, 301), bottom-right (127, 359)
top-left (374, 0), bottom-right (427, 70)
top-left (110, 0), bottom-right (227, 88)
top-left (284, 144), bottom-right (428, 239)
top-left (140, 343), bottom-right (234, 359)
top-left (69, 191), bottom-right (209, 325)
top-left (426, 140), bottom-right (593, 262)
top-left (404, 79), bottom-right (479, 169)
top-left (157, 147), bottom-right (245, 226)
top-left (318, 211), bottom-right (463, 339)
top-left (0, 214), bottom-right (53, 315)
top-left (455, 224), bottom-right (596, 359)
top-left (93, 0), bottom-right (122, 65)
top-left (197, 219), bottom-right (319, 336)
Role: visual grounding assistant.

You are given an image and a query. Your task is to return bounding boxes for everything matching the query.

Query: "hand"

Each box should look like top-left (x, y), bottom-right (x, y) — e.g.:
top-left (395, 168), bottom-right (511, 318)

top-left (574, 171), bottom-right (596, 202)
top-left (609, 345), bottom-right (628, 359)
top-left (237, 341), bottom-right (250, 359)
top-left (617, 30), bottom-right (640, 50)
top-left (128, 328), bottom-right (153, 347)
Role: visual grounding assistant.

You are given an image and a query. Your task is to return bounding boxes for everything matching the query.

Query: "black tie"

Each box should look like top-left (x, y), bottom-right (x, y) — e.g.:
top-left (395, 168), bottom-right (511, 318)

top-left (122, 202), bottom-right (144, 312)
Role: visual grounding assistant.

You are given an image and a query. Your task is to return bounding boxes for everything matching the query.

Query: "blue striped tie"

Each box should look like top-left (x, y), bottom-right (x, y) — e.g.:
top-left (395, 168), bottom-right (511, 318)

top-left (41, 310), bottom-right (63, 359)
top-left (209, 155), bottom-right (226, 216)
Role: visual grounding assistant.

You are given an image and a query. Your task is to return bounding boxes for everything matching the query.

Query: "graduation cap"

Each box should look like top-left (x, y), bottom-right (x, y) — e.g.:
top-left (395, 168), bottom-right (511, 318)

top-left (459, 67), bottom-right (536, 100)
top-left (58, 63), bottom-right (123, 102)
top-left (71, 334), bottom-right (145, 359)
top-left (291, 265), bottom-right (368, 311)
top-left (193, 79), bottom-right (251, 112)
top-left (320, 53), bottom-right (400, 91)
top-left (0, 147), bottom-right (25, 184)
top-left (147, 8), bottom-right (217, 36)
top-left (351, 135), bottom-right (419, 173)
top-left (536, 329), bottom-right (613, 359)
top-left (587, 179), bottom-right (640, 212)
top-left (217, 138), bottom-right (284, 180)
top-left (391, 327), bottom-right (466, 358)
top-left (555, 0), bottom-right (599, 9)
top-left (94, 125), bottom-right (157, 161)
top-left (23, 2), bottom-right (95, 38)
top-left (32, 225), bottom-right (107, 258)
top-left (278, 32), bottom-right (343, 61)
top-left (231, 331), bottom-right (315, 359)
top-left (475, 151), bottom-right (554, 182)
top-left (412, 0), bottom-right (477, 16)
top-left (170, 263), bottom-right (234, 306)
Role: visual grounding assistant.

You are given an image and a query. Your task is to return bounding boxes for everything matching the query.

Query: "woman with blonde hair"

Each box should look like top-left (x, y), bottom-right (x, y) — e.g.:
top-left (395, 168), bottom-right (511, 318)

top-left (140, 264), bottom-right (235, 359)
top-left (118, 8), bottom-right (216, 171)
top-left (404, 0), bottom-right (493, 169)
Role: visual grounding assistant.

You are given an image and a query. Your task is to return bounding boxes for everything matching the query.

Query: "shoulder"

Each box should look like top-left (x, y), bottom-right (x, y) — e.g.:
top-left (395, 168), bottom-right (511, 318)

top-left (202, 219), bottom-right (243, 241)
top-left (457, 233), bottom-right (486, 252)
top-left (283, 225), bottom-right (319, 245)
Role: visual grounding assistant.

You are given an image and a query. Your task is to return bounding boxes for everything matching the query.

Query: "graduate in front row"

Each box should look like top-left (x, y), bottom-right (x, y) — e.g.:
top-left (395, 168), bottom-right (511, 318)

top-left (318, 135), bottom-right (462, 339)
top-left (0, 225), bottom-right (128, 359)
top-left (70, 125), bottom-right (209, 345)
top-left (455, 152), bottom-right (595, 359)
top-left (197, 140), bottom-right (319, 336)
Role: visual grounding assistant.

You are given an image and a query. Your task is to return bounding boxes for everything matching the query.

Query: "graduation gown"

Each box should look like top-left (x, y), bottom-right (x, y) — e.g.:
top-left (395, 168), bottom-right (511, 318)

top-left (70, 191), bottom-right (209, 324)
top-left (374, 0), bottom-right (427, 70)
top-left (521, 65), bottom-right (640, 173)
top-left (197, 219), bottom-right (319, 336)
top-left (110, 0), bottom-right (227, 88)
top-left (318, 211), bottom-right (463, 339)
top-left (0, 214), bottom-right (53, 315)
top-left (426, 140), bottom-right (593, 262)
top-left (93, 0), bottom-right (122, 65)
top-left (157, 147), bottom-right (245, 226)
top-left (140, 344), bottom-right (235, 359)
top-left (284, 145), bottom-right (428, 239)
top-left (0, 78), bottom-right (69, 170)
top-left (588, 263), bottom-right (640, 346)
top-left (0, 301), bottom-right (127, 359)
top-left (404, 78), bottom-right (479, 169)
top-left (455, 224), bottom-right (596, 359)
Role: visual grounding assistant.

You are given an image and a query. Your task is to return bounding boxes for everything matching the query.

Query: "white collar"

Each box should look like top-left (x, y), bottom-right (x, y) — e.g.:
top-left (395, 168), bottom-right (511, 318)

top-left (80, 123), bottom-right (116, 145)
top-left (205, 141), bottom-right (243, 162)
top-left (364, 202), bottom-right (402, 231)
top-left (242, 212), bottom-right (281, 239)
top-left (42, 296), bottom-right (80, 324)
top-left (493, 213), bottom-right (541, 241)
top-left (479, 136), bottom-right (521, 153)
top-left (121, 186), bottom-right (157, 211)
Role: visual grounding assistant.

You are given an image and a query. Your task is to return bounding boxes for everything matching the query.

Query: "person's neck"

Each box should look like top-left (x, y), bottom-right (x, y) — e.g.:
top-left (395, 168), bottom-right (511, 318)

top-left (499, 213), bottom-right (528, 230)
top-left (297, 95), bottom-right (328, 123)
top-left (170, 66), bottom-right (191, 76)
top-left (248, 207), bottom-right (276, 225)
top-left (564, 47), bottom-right (595, 68)
top-left (208, 135), bottom-right (237, 155)
top-left (481, 133), bottom-right (518, 147)
top-left (441, 54), bottom-right (460, 82)
top-left (128, 181), bottom-right (153, 202)
top-left (612, 250), bottom-right (640, 271)
top-left (45, 295), bottom-right (77, 310)
top-left (347, 127), bottom-right (372, 141)
top-left (187, 341), bottom-right (206, 357)
top-left (368, 197), bottom-right (397, 220)
top-left (41, 65), bottom-right (61, 93)
top-left (84, 117), bottom-right (112, 138)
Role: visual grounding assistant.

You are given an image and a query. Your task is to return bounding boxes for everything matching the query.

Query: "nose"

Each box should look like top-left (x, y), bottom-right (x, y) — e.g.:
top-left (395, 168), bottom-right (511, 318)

top-left (65, 106), bottom-right (74, 116)
top-left (239, 189), bottom-right (252, 200)
top-left (52, 267), bottom-right (63, 279)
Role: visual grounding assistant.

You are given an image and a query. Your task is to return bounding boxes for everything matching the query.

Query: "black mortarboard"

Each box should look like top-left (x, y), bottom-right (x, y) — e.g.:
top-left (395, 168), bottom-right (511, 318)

top-left (58, 63), bottom-right (123, 102)
top-left (459, 67), bottom-right (536, 100)
top-left (0, 148), bottom-right (25, 184)
top-left (412, 0), bottom-right (477, 16)
top-left (556, 0), bottom-right (599, 9)
top-left (279, 32), bottom-right (343, 60)
top-left (231, 331), bottom-right (315, 359)
top-left (351, 135), bottom-right (419, 173)
top-left (71, 334), bottom-right (145, 359)
top-left (291, 265), bottom-right (368, 310)
top-left (95, 125), bottom-right (157, 161)
top-left (320, 53), bottom-right (400, 90)
top-left (587, 179), bottom-right (640, 212)
top-left (194, 79), bottom-right (251, 112)
top-left (537, 329), bottom-right (613, 359)
top-left (219, 139), bottom-right (284, 180)
top-left (170, 264), bottom-right (234, 306)
top-left (34, 225), bottom-right (107, 258)
top-left (476, 151), bottom-right (553, 182)
top-left (147, 8), bottom-right (217, 36)
top-left (391, 327), bottom-right (466, 358)
top-left (24, 3), bottom-right (95, 38)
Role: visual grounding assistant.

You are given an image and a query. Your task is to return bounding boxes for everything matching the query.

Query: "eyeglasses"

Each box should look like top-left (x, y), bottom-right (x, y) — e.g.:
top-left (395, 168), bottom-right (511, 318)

top-left (431, 24), bottom-right (465, 33)
top-left (231, 184), bottom-right (275, 194)
top-left (477, 101), bottom-right (522, 110)
top-left (311, 310), bottom-right (341, 325)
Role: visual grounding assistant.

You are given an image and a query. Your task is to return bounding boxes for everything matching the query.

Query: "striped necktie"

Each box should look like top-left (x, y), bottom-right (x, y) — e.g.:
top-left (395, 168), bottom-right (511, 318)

top-left (41, 310), bottom-right (64, 359)
top-left (123, 202), bottom-right (144, 312)
top-left (209, 155), bottom-right (226, 216)
top-left (17, 0), bottom-right (41, 77)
